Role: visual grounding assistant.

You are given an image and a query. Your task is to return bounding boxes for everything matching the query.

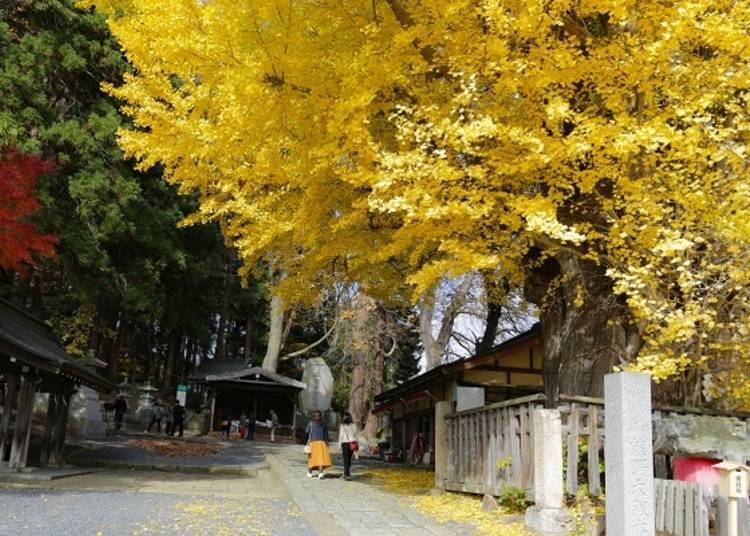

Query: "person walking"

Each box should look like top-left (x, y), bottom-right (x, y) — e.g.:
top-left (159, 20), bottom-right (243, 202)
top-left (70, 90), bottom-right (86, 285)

top-left (147, 402), bottom-right (164, 433)
top-left (305, 411), bottom-right (331, 479)
top-left (171, 401), bottom-right (185, 437)
top-left (164, 404), bottom-right (174, 435)
top-left (246, 412), bottom-right (255, 441)
top-left (114, 395), bottom-right (127, 431)
top-left (269, 409), bottom-right (279, 443)
top-left (239, 412), bottom-right (248, 439)
top-left (223, 412), bottom-right (232, 439)
top-left (338, 413), bottom-right (358, 480)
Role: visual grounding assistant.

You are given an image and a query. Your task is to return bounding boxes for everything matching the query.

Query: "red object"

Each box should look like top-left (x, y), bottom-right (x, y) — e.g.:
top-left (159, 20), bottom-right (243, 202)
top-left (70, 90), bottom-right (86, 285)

top-left (673, 457), bottom-right (721, 488)
top-left (350, 441), bottom-right (359, 452)
top-left (0, 148), bottom-right (56, 272)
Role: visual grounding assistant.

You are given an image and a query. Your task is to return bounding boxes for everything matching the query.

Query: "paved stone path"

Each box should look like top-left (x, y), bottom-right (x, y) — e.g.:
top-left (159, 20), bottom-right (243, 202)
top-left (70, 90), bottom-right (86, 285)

top-left (0, 441), bottom-right (470, 535)
top-left (263, 444), bottom-right (457, 536)
top-left (0, 488), bottom-right (314, 536)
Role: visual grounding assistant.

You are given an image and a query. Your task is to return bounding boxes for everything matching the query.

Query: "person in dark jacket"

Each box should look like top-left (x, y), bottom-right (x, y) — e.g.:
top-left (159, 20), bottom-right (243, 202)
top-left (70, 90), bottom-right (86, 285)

top-left (171, 401), bottom-right (186, 437)
top-left (147, 402), bottom-right (165, 433)
top-left (114, 396), bottom-right (127, 430)
top-left (223, 412), bottom-right (232, 439)
top-left (246, 412), bottom-right (256, 441)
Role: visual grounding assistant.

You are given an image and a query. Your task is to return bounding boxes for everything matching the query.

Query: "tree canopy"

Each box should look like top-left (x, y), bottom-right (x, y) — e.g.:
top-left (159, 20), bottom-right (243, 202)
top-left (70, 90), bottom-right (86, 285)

top-left (86, 0), bottom-right (750, 405)
top-left (0, 149), bottom-right (56, 271)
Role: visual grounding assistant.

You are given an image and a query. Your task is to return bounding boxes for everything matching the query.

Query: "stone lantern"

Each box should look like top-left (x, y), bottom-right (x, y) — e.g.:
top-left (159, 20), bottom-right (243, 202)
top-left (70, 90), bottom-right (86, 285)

top-left (136, 382), bottom-right (159, 428)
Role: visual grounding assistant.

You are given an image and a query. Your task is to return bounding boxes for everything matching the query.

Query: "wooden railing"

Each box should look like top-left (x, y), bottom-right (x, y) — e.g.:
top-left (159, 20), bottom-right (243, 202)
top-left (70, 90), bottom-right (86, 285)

top-left (444, 393), bottom-right (545, 495)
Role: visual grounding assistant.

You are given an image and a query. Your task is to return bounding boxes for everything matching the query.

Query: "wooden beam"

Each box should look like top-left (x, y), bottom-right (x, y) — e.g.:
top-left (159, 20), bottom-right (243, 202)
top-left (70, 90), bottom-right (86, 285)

top-left (39, 393), bottom-right (58, 466)
top-left (469, 365), bottom-right (542, 374)
top-left (0, 374), bottom-right (19, 464)
top-left (9, 378), bottom-right (36, 469)
top-left (49, 389), bottom-right (72, 467)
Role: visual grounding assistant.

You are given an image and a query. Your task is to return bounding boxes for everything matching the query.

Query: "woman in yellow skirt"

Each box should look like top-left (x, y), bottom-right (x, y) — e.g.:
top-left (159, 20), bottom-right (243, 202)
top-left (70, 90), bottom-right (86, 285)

top-left (305, 410), bottom-right (331, 478)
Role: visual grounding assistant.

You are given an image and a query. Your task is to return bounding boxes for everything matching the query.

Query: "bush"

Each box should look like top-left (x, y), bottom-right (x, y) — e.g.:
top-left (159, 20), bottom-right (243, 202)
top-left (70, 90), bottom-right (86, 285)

top-left (498, 486), bottom-right (529, 513)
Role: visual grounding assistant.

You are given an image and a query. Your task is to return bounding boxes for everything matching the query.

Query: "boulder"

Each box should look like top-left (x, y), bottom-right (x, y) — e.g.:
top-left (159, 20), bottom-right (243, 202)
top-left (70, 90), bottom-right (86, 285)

top-left (299, 357), bottom-right (334, 412)
top-left (653, 413), bottom-right (750, 460)
top-left (68, 386), bottom-right (106, 437)
top-left (481, 494), bottom-right (499, 512)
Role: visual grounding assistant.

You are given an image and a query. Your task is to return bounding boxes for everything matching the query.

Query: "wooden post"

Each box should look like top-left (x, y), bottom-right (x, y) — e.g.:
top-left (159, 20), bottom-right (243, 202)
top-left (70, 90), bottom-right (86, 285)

top-left (566, 402), bottom-right (579, 495)
top-left (49, 389), bottom-right (72, 467)
top-left (39, 392), bottom-right (58, 466)
top-left (587, 404), bottom-right (601, 496)
top-left (401, 404), bottom-right (407, 463)
top-left (434, 401), bottom-right (451, 489)
top-left (9, 378), bottom-right (36, 469)
top-left (0, 375), bottom-right (19, 464)
top-left (209, 390), bottom-right (216, 431)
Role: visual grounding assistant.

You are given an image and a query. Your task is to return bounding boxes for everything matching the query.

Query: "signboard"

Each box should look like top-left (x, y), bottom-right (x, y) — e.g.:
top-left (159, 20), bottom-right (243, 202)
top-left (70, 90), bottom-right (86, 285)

top-left (455, 386), bottom-right (485, 413)
top-left (176, 384), bottom-right (188, 406)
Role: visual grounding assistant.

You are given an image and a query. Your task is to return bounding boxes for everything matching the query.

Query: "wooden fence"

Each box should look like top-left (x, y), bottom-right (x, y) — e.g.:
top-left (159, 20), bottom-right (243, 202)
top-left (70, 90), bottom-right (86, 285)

top-left (654, 479), bottom-right (709, 536)
top-left (558, 394), bottom-right (605, 497)
top-left (444, 393), bottom-right (545, 495)
top-left (443, 392), bottom-right (750, 499)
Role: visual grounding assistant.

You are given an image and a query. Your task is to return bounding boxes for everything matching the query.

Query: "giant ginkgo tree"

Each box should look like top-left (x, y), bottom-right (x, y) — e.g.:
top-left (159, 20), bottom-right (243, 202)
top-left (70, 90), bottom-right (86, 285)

top-left (85, 0), bottom-right (750, 406)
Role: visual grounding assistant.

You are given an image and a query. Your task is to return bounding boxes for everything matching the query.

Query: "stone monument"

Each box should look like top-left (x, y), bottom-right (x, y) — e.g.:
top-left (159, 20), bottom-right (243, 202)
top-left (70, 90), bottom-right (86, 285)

top-left (604, 371), bottom-right (655, 536)
top-left (299, 357), bottom-right (334, 412)
top-left (68, 386), bottom-right (106, 437)
top-left (524, 409), bottom-right (574, 535)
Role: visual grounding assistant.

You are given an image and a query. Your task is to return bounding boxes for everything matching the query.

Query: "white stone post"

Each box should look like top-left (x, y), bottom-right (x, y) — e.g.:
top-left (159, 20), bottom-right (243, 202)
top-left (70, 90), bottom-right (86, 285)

top-left (604, 371), bottom-right (655, 536)
top-left (525, 409), bottom-right (574, 535)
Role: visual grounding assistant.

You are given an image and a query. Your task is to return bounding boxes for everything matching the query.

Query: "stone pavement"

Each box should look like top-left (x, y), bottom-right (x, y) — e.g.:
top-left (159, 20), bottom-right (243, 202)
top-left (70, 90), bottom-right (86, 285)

top-left (0, 488), bottom-right (315, 536)
top-left (263, 444), bottom-right (458, 536)
top-left (5, 466), bottom-right (283, 497)
top-left (0, 440), bottom-right (473, 535)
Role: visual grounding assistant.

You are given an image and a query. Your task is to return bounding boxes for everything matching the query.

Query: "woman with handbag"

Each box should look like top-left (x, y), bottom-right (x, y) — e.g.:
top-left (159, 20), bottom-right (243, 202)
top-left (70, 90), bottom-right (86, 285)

top-left (338, 413), bottom-right (358, 481)
top-left (305, 411), bottom-right (331, 478)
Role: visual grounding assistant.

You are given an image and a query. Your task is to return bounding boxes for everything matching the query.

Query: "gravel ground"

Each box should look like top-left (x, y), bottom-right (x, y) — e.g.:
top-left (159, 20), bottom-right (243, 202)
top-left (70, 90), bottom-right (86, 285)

top-left (64, 434), bottom-right (263, 468)
top-left (0, 488), bottom-right (316, 536)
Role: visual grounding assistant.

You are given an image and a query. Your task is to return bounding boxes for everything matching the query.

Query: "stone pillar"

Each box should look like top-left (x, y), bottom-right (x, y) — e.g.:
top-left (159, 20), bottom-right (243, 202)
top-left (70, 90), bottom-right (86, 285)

top-left (434, 400), bottom-right (451, 489)
top-left (604, 372), bottom-right (655, 536)
top-left (525, 409), bottom-right (574, 535)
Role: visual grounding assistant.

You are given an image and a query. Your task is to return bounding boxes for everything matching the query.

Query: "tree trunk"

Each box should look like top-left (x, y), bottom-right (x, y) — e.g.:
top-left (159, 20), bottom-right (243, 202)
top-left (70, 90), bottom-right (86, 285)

top-left (261, 295), bottom-right (285, 372)
top-left (476, 301), bottom-right (502, 354)
top-left (363, 305), bottom-right (387, 441)
top-left (419, 275), bottom-right (474, 370)
top-left (160, 329), bottom-right (182, 399)
top-left (104, 311), bottom-right (126, 380)
top-left (214, 257), bottom-right (233, 360)
top-left (525, 251), bottom-right (642, 406)
top-left (244, 317), bottom-right (254, 360)
top-left (348, 294), bottom-right (376, 430)
top-left (419, 294), bottom-right (443, 370)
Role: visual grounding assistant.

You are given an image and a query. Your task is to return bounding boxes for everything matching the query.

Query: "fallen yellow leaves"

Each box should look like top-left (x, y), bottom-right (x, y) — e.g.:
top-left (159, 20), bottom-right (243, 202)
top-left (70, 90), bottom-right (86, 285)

top-left (367, 467), bottom-right (529, 536)
top-left (127, 439), bottom-right (221, 457)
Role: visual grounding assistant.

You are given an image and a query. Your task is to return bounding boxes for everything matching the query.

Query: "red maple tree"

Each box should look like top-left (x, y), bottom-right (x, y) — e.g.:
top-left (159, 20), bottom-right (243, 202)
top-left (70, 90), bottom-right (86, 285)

top-left (0, 148), bottom-right (57, 272)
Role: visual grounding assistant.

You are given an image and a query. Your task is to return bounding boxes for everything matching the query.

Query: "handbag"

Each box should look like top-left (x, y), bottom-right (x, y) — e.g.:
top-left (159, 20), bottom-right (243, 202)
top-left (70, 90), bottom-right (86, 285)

top-left (349, 441), bottom-right (359, 452)
top-left (303, 444), bottom-right (312, 454)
